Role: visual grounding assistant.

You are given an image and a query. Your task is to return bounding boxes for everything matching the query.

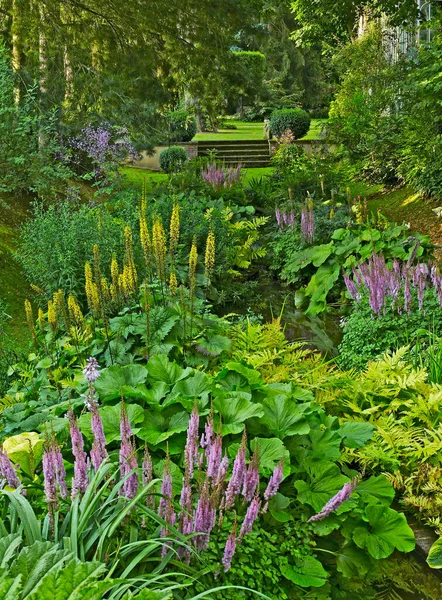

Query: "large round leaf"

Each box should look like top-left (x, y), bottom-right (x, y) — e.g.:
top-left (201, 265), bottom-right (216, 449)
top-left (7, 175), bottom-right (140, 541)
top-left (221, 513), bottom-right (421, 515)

top-left (213, 392), bottom-right (264, 435)
top-left (427, 538), bottom-right (442, 568)
top-left (250, 437), bottom-right (290, 478)
top-left (3, 432), bottom-right (44, 477)
top-left (94, 364), bottom-right (148, 401)
top-left (353, 505), bottom-right (415, 559)
top-left (295, 461), bottom-right (349, 512)
top-left (260, 395), bottom-right (311, 439)
top-left (280, 556), bottom-right (328, 588)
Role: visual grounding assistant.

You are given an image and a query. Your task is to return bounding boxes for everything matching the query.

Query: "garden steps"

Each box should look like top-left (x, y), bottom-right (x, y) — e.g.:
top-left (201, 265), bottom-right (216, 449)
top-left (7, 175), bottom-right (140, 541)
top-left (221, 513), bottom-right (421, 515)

top-left (197, 139), bottom-right (271, 167)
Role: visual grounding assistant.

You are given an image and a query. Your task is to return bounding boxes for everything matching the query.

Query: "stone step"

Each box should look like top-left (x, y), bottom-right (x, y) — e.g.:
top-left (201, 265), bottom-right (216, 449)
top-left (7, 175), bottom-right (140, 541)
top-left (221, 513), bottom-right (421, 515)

top-left (200, 148), bottom-right (270, 157)
top-left (197, 139), bottom-right (269, 147)
top-left (221, 159), bottom-right (271, 167)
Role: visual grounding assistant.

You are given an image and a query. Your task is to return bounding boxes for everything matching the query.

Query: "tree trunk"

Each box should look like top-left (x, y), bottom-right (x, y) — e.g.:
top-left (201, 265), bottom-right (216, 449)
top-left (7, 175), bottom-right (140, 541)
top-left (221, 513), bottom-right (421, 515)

top-left (11, 0), bottom-right (24, 104)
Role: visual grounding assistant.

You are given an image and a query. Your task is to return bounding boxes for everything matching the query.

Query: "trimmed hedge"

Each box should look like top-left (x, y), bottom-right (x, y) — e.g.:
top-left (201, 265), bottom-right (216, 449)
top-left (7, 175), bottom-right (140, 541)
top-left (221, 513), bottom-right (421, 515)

top-left (159, 146), bottom-right (188, 173)
top-left (168, 109), bottom-right (197, 142)
top-left (270, 108), bottom-right (311, 140)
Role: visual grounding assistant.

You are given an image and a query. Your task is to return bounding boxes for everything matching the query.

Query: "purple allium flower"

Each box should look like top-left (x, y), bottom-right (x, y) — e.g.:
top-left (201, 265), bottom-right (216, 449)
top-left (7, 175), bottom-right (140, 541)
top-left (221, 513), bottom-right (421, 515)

top-left (222, 522), bottom-right (238, 572)
top-left (0, 447), bottom-right (20, 489)
top-left (225, 431), bottom-right (247, 510)
top-left (308, 479), bottom-right (357, 522)
top-left (242, 447), bottom-right (260, 503)
top-left (68, 410), bottom-right (89, 498)
top-left (83, 357), bottom-right (101, 383)
top-left (89, 400), bottom-right (108, 471)
top-left (185, 405), bottom-right (200, 478)
top-left (53, 441), bottom-right (68, 500)
top-left (263, 459), bottom-right (284, 512)
top-left (239, 496), bottom-right (261, 539)
top-left (119, 403), bottom-right (138, 498)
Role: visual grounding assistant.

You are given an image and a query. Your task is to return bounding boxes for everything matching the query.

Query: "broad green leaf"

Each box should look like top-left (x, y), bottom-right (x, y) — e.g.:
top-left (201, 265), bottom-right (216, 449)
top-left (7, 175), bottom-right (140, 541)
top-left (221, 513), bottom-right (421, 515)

top-left (78, 402), bottom-right (144, 443)
top-left (94, 364), bottom-right (148, 401)
top-left (261, 395), bottom-right (310, 439)
top-left (0, 574), bottom-right (23, 600)
top-left (3, 432), bottom-right (44, 476)
top-left (0, 534), bottom-right (22, 568)
top-left (170, 371), bottom-right (212, 406)
top-left (305, 261), bottom-right (341, 316)
top-left (295, 461), bottom-right (349, 512)
top-left (427, 538), bottom-right (442, 568)
top-left (154, 459), bottom-right (182, 496)
top-left (137, 411), bottom-right (189, 445)
top-left (10, 541), bottom-right (71, 597)
top-left (146, 355), bottom-right (191, 385)
top-left (355, 475), bottom-right (395, 506)
top-left (268, 493), bottom-right (292, 523)
top-left (353, 505), bottom-right (415, 559)
top-left (223, 363), bottom-right (264, 388)
top-left (336, 543), bottom-right (372, 578)
top-left (339, 422), bottom-right (375, 448)
top-left (280, 556), bottom-right (328, 587)
top-left (194, 335), bottom-right (231, 357)
top-left (250, 437), bottom-right (290, 478)
top-left (307, 426), bottom-right (342, 461)
top-left (28, 558), bottom-right (107, 600)
top-left (213, 392), bottom-right (264, 435)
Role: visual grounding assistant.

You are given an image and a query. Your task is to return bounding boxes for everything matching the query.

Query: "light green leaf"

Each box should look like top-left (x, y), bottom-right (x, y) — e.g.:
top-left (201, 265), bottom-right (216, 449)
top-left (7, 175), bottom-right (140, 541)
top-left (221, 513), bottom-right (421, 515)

top-left (427, 538), bottom-right (442, 568)
top-left (94, 364), bottom-right (148, 401)
top-left (268, 493), bottom-right (292, 523)
top-left (137, 411), bottom-right (189, 445)
top-left (213, 392), bottom-right (264, 435)
top-left (339, 422), bottom-right (375, 448)
top-left (280, 556), bottom-right (328, 587)
top-left (355, 475), bottom-right (395, 506)
top-left (223, 363), bottom-right (264, 388)
top-left (261, 395), bottom-right (311, 439)
top-left (3, 432), bottom-right (44, 477)
top-left (353, 505), bottom-right (415, 559)
top-left (295, 461), bottom-right (349, 512)
top-left (250, 437), bottom-right (290, 478)
top-left (170, 371), bottom-right (212, 406)
top-left (305, 261), bottom-right (341, 315)
top-left (146, 355), bottom-right (191, 386)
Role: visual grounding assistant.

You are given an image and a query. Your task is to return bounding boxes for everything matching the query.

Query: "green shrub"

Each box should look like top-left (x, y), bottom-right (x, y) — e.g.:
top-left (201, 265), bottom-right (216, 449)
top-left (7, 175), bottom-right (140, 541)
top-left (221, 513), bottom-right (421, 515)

top-left (270, 108), bottom-right (311, 139)
top-left (167, 109), bottom-right (197, 142)
top-left (339, 291), bottom-right (442, 370)
top-left (159, 145), bottom-right (188, 173)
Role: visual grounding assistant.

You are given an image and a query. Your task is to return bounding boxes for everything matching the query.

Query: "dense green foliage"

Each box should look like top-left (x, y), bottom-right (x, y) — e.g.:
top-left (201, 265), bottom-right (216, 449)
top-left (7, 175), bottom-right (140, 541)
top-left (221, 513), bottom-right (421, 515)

top-left (167, 110), bottom-right (198, 143)
top-left (159, 146), bottom-right (189, 173)
top-left (270, 108), bottom-right (311, 139)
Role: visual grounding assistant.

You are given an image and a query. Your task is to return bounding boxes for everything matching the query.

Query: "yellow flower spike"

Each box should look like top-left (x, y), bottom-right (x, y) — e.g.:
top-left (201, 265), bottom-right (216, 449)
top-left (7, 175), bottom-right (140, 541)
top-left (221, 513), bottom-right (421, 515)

top-left (204, 229), bottom-right (215, 282)
top-left (123, 226), bottom-right (138, 290)
top-left (188, 238), bottom-right (198, 296)
top-left (47, 300), bottom-right (57, 332)
top-left (111, 255), bottom-right (120, 295)
top-left (37, 308), bottom-right (45, 330)
top-left (91, 282), bottom-right (101, 316)
top-left (85, 262), bottom-right (94, 313)
top-left (169, 270), bottom-right (178, 296)
top-left (140, 213), bottom-right (152, 269)
top-left (68, 295), bottom-right (83, 327)
top-left (24, 300), bottom-right (35, 339)
top-left (110, 283), bottom-right (118, 302)
top-left (101, 277), bottom-right (111, 306)
top-left (169, 202), bottom-right (180, 260)
top-left (152, 216), bottom-right (167, 282)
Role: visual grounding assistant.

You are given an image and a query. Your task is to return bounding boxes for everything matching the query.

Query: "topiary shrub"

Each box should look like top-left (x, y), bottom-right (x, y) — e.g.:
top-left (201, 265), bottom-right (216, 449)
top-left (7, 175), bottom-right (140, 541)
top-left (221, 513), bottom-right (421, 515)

top-left (159, 145), bottom-right (188, 173)
top-left (167, 109), bottom-right (197, 142)
top-left (270, 108), bottom-right (311, 140)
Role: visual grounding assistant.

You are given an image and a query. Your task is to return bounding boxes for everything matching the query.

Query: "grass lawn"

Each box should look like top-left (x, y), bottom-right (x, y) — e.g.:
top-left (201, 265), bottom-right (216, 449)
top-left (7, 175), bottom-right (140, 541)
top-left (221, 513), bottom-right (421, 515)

top-left (120, 166), bottom-right (274, 190)
top-left (0, 194), bottom-right (33, 349)
top-left (194, 119), bottom-right (327, 142)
